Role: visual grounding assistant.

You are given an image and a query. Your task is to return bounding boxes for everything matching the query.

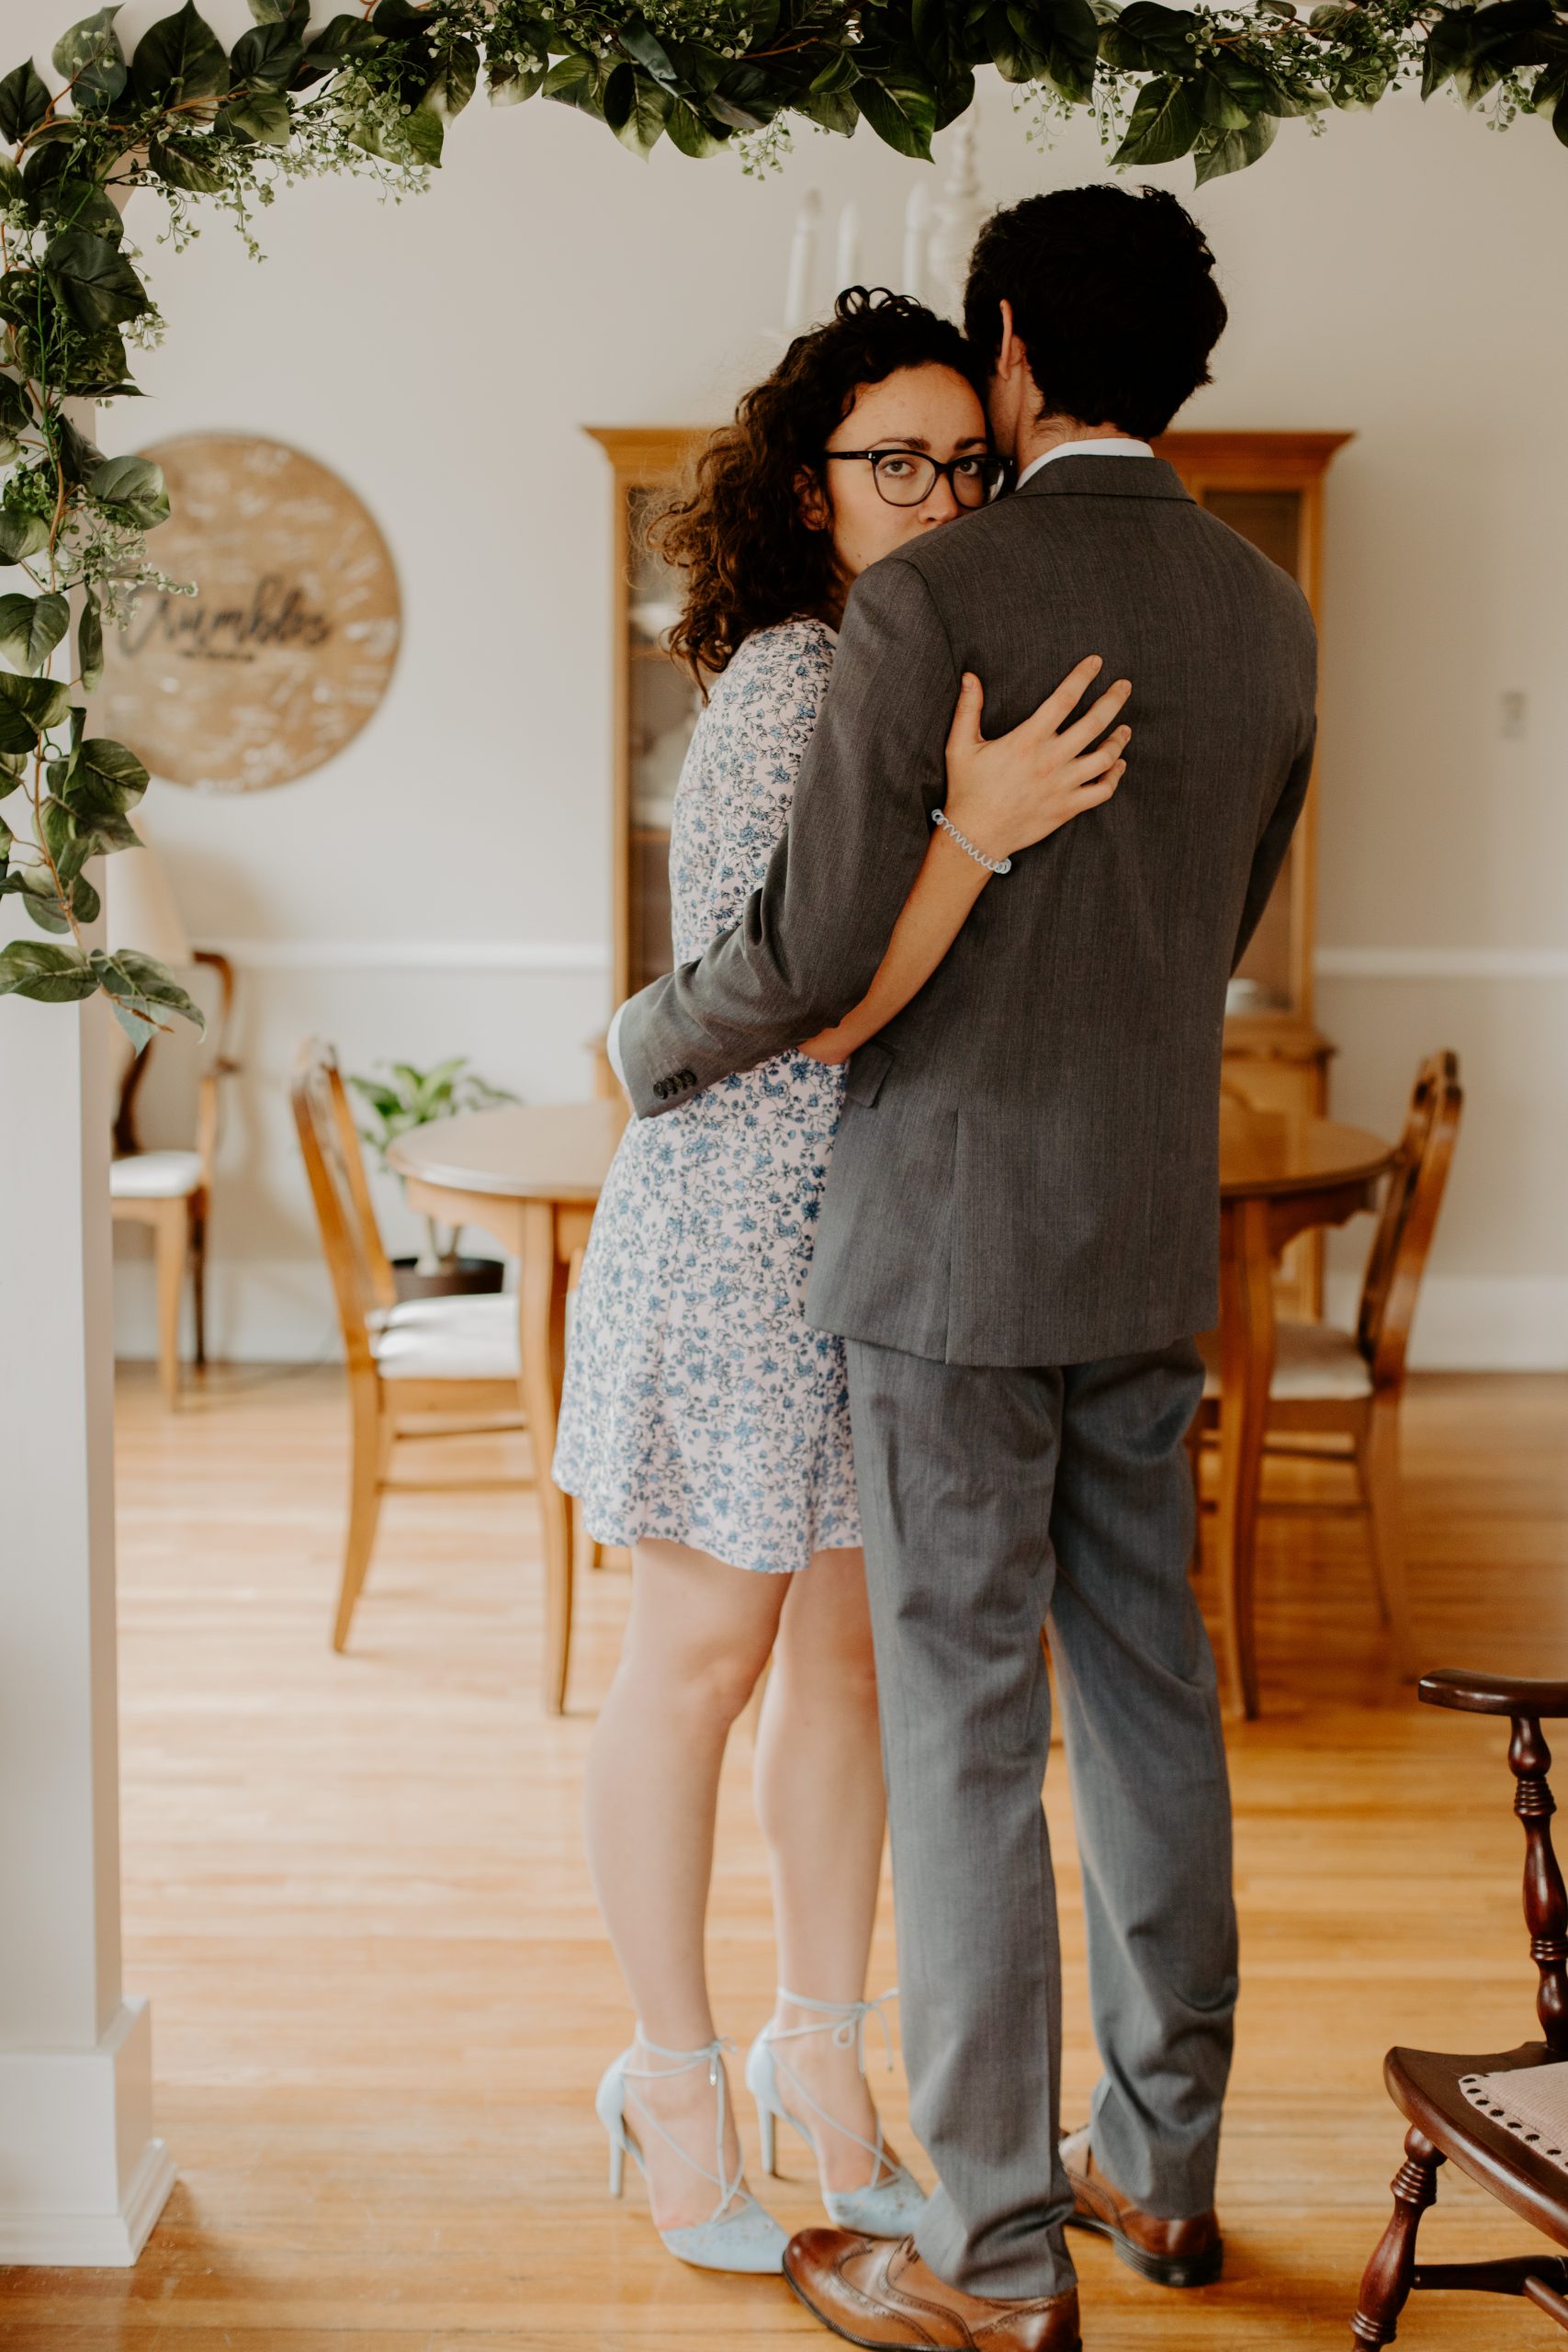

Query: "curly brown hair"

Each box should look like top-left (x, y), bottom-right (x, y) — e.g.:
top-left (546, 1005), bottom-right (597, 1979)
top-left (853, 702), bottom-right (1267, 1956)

top-left (651, 287), bottom-right (987, 686)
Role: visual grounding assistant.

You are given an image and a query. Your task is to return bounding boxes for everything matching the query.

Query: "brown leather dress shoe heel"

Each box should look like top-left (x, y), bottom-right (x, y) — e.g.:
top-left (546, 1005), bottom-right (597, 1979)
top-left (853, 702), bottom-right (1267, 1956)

top-left (1060, 2125), bottom-right (1223, 2290)
top-left (784, 2228), bottom-right (1080, 2351)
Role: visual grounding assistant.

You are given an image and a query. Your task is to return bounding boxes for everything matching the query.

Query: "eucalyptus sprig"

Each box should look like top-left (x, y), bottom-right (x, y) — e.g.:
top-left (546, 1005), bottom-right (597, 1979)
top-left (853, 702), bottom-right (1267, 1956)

top-left (3, 0), bottom-right (1565, 1041)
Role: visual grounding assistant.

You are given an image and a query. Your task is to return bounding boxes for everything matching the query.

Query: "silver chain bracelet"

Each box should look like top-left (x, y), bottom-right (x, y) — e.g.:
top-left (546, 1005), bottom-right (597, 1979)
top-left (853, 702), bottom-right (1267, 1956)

top-left (931, 807), bottom-right (1012, 876)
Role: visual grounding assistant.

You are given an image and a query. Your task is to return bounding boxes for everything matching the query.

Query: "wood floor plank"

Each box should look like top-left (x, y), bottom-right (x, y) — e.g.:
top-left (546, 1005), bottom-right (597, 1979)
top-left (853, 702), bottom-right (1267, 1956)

top-left (2, 1366), bottom-right (1565, 2348)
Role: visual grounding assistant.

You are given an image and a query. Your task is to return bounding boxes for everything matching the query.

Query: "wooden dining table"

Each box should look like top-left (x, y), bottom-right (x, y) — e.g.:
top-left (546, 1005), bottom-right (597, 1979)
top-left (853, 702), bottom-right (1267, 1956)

top-left (389, 1099), bottom-right (627, 1713)
top-left (390, 1093), bottom-right (1393, 1721)
top-left (1213, 1096), bottom-right (1396, 1718)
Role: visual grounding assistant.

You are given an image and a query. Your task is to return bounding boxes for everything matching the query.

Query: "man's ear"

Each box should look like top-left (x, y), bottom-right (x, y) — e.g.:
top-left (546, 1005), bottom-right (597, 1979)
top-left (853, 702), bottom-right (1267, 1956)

top-left (796, 464), bottom-right (830, 533)
top-left (997, 298), bottom-right (1026, 384)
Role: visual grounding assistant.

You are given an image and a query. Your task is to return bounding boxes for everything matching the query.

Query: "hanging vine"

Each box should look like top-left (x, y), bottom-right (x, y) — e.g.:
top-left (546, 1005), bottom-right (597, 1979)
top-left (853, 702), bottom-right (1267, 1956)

top-left (1, 0), bottom-right (1562, 1036)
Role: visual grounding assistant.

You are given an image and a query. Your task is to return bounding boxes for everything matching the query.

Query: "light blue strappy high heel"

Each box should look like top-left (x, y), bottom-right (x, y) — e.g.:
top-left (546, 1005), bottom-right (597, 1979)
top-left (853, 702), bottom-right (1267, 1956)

top-left (745, 1987), bottom-right (929, 2238)
top-left (595, 2031), bottom-right (788, 2274)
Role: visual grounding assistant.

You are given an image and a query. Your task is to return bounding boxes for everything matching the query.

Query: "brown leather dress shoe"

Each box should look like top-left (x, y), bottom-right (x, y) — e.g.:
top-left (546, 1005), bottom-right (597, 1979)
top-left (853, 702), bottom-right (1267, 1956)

top-left (784, 2228), bottom-right (1081, 2350)
top-left (1060, 2125), bottom-right (1223, 2289)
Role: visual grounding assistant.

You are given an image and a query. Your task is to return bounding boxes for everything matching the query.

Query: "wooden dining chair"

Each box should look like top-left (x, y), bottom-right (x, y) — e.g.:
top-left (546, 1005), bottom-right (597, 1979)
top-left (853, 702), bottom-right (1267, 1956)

top-left (290, 1039), bottom-right (533, 1657)
top-left (110, 948), bottom-right (237, 1406)
top-left (1193, 1052), bottom-right (1462, 1679)
top-left (1351, 1668), bottom-right (1568, 2344)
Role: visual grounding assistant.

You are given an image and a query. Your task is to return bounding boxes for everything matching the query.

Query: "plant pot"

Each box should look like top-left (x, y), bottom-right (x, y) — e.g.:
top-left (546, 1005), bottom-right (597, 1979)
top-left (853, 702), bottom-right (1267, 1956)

top-left (391, 1255), bottom-right (506, 1303)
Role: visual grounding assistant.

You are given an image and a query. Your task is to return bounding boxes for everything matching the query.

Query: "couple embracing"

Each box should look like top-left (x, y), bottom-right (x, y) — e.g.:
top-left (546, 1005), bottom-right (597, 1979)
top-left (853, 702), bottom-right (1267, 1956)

top-left (554, 182), bottom-right (1316, 2350)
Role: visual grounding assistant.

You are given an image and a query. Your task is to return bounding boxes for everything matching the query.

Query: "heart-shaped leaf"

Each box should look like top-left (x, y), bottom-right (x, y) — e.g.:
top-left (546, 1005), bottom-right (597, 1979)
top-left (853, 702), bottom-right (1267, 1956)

top-left (231, 26), bottom-right (301, 90)
top-left (0, 589), bottom-right (70, 674)
top-left (0, 62), bottom-right (52, 146)
top-left (41, 791), bottom-right (91, 885)
top-left (60, 735), bottom-right (151, 814)
top-left (0, 670), bottom-right (71, 752)
top-left (423, 41), bottom-right (479, 119)
top-left (89, 454), bottom-right (171, 531)
top-left (665, 96), bottom-right (728, 153)
top-left (0, 504), bottom-right (50, 568)
top-left (0, 938), bottom-right (96, 1000)
top-left (486, 56), bottom-right (546, 107)
top-left (856, 75), bottom-right (938, 157)
top-left (52, 7), bottom-right (127, 112)
top-left (148, 133), bottom-right (230, 192)
top-left (44, 230), bottom-right (148, 331)
top-left (1196, 108), bottom-right (1280, 178)
top-left (130, 2), bottom-right (231, 107)
top-left (611, 66), bottom-right (673, 155)
top-left (21, 869), bottom-right (73, 931)
top-left (90, 945), bottom-right (207, 1041)
top-left (1112, 71), bottom-right (1202, 164)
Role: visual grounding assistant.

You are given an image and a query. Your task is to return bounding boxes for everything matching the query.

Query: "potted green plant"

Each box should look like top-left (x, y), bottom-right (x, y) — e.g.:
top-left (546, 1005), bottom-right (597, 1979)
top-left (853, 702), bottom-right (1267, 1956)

top-left (347, 1057), bottom-right (518, 1302)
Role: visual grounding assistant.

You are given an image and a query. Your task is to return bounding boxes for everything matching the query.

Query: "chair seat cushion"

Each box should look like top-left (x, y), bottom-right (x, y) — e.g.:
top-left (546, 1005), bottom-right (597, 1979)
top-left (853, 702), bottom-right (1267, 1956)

top-left (110, 1148), bottom-right (205, 1200)
top-left (371, 1291), bottom-right (520, 1383)
top-left (1200, 1318), bottom-right (1373, 1403)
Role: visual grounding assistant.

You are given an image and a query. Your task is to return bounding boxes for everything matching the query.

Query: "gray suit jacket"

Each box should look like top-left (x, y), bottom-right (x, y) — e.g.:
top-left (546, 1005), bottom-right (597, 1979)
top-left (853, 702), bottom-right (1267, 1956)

top-left (617, 455), bottom-right (1318, 1366)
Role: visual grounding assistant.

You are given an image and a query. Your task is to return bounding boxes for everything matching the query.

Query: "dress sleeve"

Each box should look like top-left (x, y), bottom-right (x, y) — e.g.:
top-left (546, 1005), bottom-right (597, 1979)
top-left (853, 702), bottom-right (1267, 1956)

top-left (617, 564), bottom-right (957, 1119)
top-left (690, 622), bottom-right (837, 947)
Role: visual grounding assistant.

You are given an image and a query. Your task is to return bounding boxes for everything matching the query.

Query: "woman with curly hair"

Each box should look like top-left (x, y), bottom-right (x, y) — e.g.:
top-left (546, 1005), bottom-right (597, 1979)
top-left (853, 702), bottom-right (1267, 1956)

top-left (553, 288), bottom-right (1131, 2275)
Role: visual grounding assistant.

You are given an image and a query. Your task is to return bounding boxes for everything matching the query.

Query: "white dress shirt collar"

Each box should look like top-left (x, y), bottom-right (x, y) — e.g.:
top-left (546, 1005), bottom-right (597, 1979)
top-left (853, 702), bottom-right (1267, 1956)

top-left (1015, 438), bottom-right (1155, 492)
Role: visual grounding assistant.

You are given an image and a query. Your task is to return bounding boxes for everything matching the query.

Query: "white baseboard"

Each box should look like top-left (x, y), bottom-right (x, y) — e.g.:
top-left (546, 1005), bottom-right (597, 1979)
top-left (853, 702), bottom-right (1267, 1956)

top-left (1325, 1273), bottom-right (1568, 1372)
top-left (0, 1999), bottom-right (175, 2267)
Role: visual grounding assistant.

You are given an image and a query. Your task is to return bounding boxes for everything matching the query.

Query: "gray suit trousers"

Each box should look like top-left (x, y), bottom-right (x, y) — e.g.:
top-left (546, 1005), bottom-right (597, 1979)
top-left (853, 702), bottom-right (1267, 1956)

top-left (844, 1336), bottom-right (1238, 2301)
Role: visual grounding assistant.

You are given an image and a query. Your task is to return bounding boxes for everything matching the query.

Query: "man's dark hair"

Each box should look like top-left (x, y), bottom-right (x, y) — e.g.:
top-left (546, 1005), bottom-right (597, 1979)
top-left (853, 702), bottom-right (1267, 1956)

top-left (963, 185), bottom-right (1228, 442)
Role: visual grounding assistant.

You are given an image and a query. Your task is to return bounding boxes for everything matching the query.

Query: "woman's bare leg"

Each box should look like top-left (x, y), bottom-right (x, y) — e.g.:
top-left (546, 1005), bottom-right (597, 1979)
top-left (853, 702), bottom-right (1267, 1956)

top-left (583, 1536), bottom-right (789, 2229)
top-left (753, 1546), bottom-right (901, 2192)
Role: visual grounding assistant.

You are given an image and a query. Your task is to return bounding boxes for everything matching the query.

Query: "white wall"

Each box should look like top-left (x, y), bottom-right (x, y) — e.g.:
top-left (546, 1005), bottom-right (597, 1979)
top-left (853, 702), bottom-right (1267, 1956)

top-left (108, 80), bottom-right (1568, 1366)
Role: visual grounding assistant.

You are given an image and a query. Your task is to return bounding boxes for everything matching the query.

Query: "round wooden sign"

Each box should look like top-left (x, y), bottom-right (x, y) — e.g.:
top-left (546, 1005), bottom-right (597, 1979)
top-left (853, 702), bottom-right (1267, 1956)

top-left (99, 433), bottom-right (400, 793)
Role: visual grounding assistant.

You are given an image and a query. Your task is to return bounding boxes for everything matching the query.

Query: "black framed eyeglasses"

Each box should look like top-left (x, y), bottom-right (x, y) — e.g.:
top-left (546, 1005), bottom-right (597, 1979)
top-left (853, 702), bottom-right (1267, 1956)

top-left (823, 447), bottom-right (1001, 510)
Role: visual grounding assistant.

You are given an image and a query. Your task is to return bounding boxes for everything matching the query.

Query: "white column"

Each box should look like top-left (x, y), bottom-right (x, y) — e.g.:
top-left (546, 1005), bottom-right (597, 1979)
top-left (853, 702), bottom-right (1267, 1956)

top-left (0, 963), bottom-right (174, 2262)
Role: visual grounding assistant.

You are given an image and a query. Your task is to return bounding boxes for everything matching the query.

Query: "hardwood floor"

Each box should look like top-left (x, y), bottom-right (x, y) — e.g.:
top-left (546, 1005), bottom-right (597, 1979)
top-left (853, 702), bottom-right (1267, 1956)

top-left (4, 1366), bottom-right (1567, 2349)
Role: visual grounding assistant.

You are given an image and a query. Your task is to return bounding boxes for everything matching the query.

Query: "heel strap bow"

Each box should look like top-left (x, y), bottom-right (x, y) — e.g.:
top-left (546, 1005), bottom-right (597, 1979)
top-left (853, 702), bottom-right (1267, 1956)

top-left (768, 1986), bottom-right (898, 2077)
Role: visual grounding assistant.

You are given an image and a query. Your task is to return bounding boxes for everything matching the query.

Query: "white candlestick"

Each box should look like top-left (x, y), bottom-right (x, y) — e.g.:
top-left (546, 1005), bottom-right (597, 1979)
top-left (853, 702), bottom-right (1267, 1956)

top-left (784, 189), bottom-right (820, 334)
top-left (835, 200), bottom-right (862, 296)
top-left (902, 183), bottom-right (930, 302)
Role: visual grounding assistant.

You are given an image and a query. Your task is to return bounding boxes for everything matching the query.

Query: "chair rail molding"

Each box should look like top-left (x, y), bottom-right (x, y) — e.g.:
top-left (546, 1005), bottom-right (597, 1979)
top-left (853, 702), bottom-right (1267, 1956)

top-left (1316, 947), bottom-right (1568, 979)
top-left (209, 939), bottom-right (612, 974)
top-left (210, 943), bottom-right (1568, 980)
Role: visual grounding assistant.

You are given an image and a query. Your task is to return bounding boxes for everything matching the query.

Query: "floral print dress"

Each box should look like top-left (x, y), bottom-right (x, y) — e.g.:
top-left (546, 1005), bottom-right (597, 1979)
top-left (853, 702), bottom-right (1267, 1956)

top-left (553, 618), bottom-right (862, 1576)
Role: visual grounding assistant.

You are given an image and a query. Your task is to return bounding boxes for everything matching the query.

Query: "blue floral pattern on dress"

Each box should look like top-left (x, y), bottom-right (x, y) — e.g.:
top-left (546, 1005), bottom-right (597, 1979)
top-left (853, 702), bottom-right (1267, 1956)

top-left (553, 618), bottom-right (861, 1576)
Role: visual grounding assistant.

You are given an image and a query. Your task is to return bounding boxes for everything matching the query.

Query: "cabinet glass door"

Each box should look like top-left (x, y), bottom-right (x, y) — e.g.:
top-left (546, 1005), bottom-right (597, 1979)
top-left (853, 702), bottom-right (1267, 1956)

top-left (626, 486), bottom-right (703, 994)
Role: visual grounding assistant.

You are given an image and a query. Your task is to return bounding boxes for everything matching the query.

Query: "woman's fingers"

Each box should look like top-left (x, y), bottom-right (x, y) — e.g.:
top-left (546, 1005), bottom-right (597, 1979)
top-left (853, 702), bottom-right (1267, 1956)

top-left (1089, 720), bottom-right (1132, 770)
top-left (1066, 760), bottom-right (1126, 810)
top-left (1058, 723), bottom-right (1130, 788)
top-left (1032, 652), bottom-right (1105, 732)
top-left (945, 670), bottom-right (986, 756)
top-left (1055, 678), bottom-right (1133, 757)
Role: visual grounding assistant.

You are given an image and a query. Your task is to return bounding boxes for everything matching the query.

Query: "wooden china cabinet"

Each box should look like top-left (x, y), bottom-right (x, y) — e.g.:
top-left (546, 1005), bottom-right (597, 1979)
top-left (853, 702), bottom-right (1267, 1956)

top-left (588, 424), bottom-right (1349, 1311)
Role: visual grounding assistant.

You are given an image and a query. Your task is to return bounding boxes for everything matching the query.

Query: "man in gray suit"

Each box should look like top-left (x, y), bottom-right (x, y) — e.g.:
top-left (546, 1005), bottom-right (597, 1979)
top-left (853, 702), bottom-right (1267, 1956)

top-left (614, 185), bottom-right (1316, 2351)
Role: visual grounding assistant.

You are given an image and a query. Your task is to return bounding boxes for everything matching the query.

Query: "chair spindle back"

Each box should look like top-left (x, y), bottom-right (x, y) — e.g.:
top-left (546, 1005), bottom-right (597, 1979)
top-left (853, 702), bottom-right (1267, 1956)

top-left (290, 1039), bottom-right (399, 1372)
top-left (1358, 1051), bottom-right (1462, 1390)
